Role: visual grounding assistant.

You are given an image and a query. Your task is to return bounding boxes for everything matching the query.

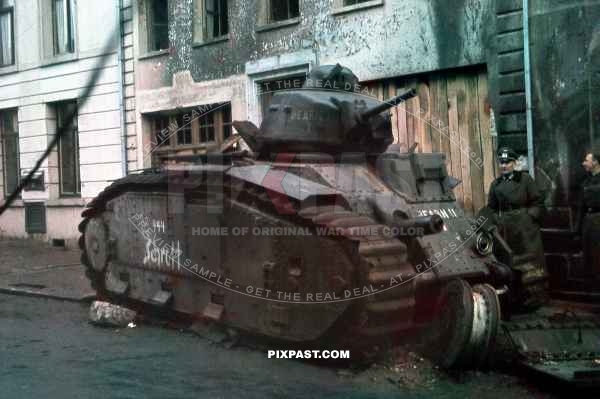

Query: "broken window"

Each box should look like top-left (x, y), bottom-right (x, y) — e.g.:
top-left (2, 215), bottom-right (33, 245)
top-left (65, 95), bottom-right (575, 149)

top-left (52, 0), bottom-right (75, 55)
top-left (0, 109), bottom-right (19, 198)
top-left (269, 0), bottom-right (299, 22)
top-left (149, 103), bottom-right (232, 154)
top-left (147, 0), bottom-right (169, 52)
top-left (0, 5), bottom-right (14, 66)
top-left (56, 101), bottom-right (80, 196)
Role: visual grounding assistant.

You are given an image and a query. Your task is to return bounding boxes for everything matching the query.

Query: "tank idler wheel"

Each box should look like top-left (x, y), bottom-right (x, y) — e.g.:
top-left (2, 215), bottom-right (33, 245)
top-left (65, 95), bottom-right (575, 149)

top-left (465, 284), bottom-right (501, 368)
top-left (424, 280), bottom-right (501, 369)
top-left (425, 278), bottom-right (474, 369)
top-left (84, 218), bottom-right (109, 273)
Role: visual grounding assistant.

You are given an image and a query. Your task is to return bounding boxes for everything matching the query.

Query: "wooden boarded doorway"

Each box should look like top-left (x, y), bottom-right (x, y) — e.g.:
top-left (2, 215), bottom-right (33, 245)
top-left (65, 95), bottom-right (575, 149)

top-left (365, 66), bottom-right (495, 215)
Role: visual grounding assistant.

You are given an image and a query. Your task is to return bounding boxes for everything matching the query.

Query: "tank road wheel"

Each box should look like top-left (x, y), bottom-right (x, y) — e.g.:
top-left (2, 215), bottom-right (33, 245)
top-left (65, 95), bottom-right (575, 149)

top-left (424, 279), bottom-right (474, 369)
top-left (84, 218), bottom-right (109, 273)
top-left (82, 217), bottom-right (110, 295)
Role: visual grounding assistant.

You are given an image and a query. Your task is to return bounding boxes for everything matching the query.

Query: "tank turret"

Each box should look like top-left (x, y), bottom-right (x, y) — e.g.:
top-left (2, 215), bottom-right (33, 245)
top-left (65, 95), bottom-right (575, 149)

top-left (234, 64), bottom-right (416, 155)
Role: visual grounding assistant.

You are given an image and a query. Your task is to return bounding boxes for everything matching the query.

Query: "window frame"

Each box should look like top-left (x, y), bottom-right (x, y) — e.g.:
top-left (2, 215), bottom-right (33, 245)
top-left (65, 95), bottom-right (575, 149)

top-left (0, 6), bottom-right (15, 68)
top-left (0, 109), bottom-right (20, 199)
top-left (268, 0), bottom-right (299, 23)
top-left (150, 104), bottom-right (233, 156)
top-left (331, 0), bottom-right (384, 16)
top-left (256, 0), bottom-right (300, 33)
top-left (56, 101), bottom-right (81, 197)
top-left (51, 0), bottom-right (75, 56)
top-left (146, 0), bottom-right (170, 53)
top-left (193, 0), bottom-right (229, 45)
top-left (205, 0), bottom-right (228, 40)
top-left (39, 0), bottom-right (78, 66)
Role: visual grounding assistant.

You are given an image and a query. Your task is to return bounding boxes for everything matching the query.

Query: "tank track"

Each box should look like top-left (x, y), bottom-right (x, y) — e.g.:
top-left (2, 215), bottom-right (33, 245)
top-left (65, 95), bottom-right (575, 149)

top-left (79, 172), bottom-right (416, 340)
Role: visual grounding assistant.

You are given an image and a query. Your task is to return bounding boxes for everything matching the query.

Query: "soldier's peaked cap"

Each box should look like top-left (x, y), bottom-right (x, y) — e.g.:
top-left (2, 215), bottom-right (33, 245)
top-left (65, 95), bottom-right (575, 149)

top-left (497, 147), bottom-right (518, 162)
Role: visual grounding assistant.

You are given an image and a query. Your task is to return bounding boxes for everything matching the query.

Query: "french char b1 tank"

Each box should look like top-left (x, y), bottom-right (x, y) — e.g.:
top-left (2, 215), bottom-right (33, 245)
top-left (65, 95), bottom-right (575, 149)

top-left (80, 64), bottom-right (513, 369)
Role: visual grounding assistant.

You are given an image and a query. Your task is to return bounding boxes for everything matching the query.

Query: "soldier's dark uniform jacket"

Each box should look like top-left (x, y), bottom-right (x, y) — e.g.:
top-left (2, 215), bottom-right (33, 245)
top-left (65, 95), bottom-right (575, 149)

top-left (487, 170), bottom-right (547, 306)
top-left (488, 170), bottom-right (545, 255)
top-left (578, 172), bottom-right (600, 276)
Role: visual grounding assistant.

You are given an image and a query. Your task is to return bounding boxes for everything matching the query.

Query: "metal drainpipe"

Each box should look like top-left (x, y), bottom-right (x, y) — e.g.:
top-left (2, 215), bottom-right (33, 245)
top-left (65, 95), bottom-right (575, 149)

top-left (523, 0), bottom-right (535, 177)
top-left (116, 0), bottom-right (128, 176)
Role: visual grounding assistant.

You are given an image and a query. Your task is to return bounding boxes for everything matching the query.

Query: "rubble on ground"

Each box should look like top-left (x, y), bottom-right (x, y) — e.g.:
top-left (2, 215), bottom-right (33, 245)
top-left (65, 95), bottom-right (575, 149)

top-left (88, 301), bottom-right (137, 327)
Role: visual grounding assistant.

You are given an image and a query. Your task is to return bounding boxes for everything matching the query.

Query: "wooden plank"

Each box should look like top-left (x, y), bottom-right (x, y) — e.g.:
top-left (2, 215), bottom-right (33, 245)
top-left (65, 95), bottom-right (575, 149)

top-left (417, 80), bottom-right (432, 153)
top-left (437, 77), bottom-right (451, 172)
top-left (389, 82), bottom-right (399, 144)
top-left (496, 113), bottom-right (526, 133)
top-left (498, 93), bottom-right (526, 113)
top-left (428, 76), bottom-right (441, 153)
top-left (447, 75), bottom-right (464, 206)
top-left (405, 79), bottom-right (417, 150)
top-left (466, 74), bottom-right (485, 214)
top-left (377, 82), bottom-right (385, 101)
top-left (456, 76), bottom-right (473, 214)
top-left (477, 71), bottom-right (495, 197)
top-left (395, 80), bottom-right (408, 151)
top-left (498, 52), bottom-right (524, 74)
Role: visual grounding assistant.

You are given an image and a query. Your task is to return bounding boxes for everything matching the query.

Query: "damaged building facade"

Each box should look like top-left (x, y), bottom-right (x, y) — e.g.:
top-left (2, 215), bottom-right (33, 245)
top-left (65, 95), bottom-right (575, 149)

top-left (124, 0), bottom-right (496, 214)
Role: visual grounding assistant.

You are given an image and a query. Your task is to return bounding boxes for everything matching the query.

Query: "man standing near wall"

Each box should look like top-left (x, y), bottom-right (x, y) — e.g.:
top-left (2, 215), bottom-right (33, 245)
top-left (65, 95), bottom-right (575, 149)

top-left (486, 147), bottom-right (547, 309)
top-left (578, 152), bottom-right (600, 277)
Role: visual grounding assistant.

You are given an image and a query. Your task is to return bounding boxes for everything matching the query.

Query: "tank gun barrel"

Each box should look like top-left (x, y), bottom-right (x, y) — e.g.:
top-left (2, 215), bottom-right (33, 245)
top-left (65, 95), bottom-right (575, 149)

top-left (393, 214), bottom-right (444, 237)
top-left (359, 89), bottom-right (417, 122)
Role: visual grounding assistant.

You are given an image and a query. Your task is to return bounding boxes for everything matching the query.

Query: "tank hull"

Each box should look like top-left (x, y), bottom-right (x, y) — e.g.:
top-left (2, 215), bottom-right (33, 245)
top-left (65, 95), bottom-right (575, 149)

top-left (80, 154), bottom-right (503, 364)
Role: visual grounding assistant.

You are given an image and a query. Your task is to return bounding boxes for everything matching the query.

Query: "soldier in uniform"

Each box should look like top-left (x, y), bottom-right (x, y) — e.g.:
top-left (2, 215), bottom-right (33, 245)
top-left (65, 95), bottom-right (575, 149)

top-left (487, 147), bottom-right (547, 308)
top-left (578, 152), bottom-right (600, 277)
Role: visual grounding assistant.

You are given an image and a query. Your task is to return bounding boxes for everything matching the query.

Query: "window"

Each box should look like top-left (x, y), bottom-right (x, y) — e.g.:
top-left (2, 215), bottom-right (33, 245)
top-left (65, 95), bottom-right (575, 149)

top-left (206, 0), bottom-right (228, 39)
top-left (0, 5), bottom-right (14, 66)
top-left (0, 109), bottom-right (19, 198)
top-left (193, 0), bottom-right (228, 43)
top-left (199, 112), bottom-right (215, 143)
top-left (52, 0), bottom-right (75, 55)
top-left (154, 115), bottom-right (171, 146)
top-left (269, 0), bottom-right (299, 22)
top-left (150, 103), bottom-right (233, 156)
top-left (222, 105), bottom-right (232, 139)
top-left (175, 114), bottom-right (192, 145)
top-left (147, 0), bottom-right (169, 52)
top-left (56, 101), bottom-right (80, 196)
top-left (343, 0), bottom-right (371, 5)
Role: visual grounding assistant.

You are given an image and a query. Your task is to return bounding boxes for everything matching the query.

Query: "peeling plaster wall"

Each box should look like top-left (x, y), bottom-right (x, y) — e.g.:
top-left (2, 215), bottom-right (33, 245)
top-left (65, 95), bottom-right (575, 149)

top-left (131, 0), bottom-right (492, 169)
top-left (529, 0), bottom-right (600, 210)
top-left (136, 0), bottom-right (492, 88)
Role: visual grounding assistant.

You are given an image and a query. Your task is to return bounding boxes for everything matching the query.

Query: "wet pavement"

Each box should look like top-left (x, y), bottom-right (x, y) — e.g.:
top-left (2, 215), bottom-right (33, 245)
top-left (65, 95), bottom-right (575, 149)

top-left (0, 294), bottom-right (561, 399)
top-left (0, 239), bottom-right (93, 301)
